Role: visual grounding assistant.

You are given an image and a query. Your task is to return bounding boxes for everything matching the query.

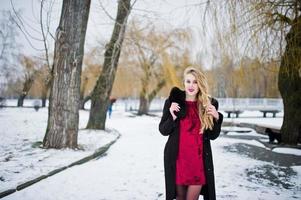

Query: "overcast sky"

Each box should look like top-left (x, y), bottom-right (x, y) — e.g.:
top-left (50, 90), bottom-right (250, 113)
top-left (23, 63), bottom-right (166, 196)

top-left (1, 0), bottom-right (214, 67)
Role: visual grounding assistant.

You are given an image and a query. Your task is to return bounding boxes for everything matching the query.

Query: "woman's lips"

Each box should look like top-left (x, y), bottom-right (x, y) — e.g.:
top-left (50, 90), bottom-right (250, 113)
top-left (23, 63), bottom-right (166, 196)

top-left (188, 89), bottom-right (194, 92)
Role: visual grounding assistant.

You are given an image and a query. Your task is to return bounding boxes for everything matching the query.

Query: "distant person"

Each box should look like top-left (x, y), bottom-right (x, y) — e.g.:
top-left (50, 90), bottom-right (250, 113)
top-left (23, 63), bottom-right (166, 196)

top-left (107, 98), bottom-right (116, 118)
top-left (159, 67), bottom-right (223, 200)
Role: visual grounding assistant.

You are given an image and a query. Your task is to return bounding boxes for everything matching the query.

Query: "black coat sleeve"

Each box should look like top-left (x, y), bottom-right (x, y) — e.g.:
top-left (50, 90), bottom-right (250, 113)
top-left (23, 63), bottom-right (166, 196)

top-left (159, 99), bottom-right (177, 136)
top-left (205, 98), bottom-right (223, 140)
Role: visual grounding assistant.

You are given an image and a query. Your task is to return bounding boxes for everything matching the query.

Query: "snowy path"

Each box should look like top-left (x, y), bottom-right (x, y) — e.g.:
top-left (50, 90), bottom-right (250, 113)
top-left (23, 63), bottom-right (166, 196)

top-left (3, 111), bottom-right (167, 200)
top-left (3, 110), bottom-right (301, 200)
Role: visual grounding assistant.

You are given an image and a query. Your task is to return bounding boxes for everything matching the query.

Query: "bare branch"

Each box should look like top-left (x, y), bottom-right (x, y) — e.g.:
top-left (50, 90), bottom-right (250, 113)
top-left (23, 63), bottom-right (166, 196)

top-left (272, 12), bottom-right (293, 24)
top-left (9, 1), bottom-right (44, 51)
top-left (39, 0), bottom-right (51, 70)
top-left (97, 0), bottom-right (115, 22)
top-left (10, 0), bottom-right (43, 40)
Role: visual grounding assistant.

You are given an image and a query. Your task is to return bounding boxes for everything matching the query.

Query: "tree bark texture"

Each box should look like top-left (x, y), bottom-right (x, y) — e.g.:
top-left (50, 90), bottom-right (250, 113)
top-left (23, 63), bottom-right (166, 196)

top-left (17, 77), bottom-right (34, 107)
top-left (86, 0), bottom-right (131, 129)
top-left (43, 0), bottom-right (91, 149)
top-left (278, 15), bottom-right (301, 145)
top-left (137, 79), bottom-right (166, 115)
top-left (41, 78), bottom-right (51, 107)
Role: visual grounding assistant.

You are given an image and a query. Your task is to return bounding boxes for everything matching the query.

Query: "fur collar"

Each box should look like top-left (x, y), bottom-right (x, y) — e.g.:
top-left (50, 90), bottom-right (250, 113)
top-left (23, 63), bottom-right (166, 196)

top-left (168, 87), bottom-right (186, 118)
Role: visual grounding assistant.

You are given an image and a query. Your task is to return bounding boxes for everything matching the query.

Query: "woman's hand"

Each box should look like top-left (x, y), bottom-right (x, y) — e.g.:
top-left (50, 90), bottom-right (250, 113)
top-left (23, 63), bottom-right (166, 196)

top-left (206, 104), bottom-right (219, 120)
top-left (169, 102), bottom-right (180, 120)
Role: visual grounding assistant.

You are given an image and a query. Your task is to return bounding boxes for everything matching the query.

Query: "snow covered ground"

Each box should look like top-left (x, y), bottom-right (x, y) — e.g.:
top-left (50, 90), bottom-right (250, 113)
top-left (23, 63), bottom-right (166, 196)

top-left (0, 103), bottom-right (300, 199)
top-left (0, 107), bottom-right (119, 195)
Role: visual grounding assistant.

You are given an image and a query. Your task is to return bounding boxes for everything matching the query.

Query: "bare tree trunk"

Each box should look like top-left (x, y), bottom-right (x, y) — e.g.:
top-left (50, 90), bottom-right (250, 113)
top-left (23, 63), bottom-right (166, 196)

top-left (137, 69), bottom-right (149, 115)
top-left (17, 77), bottom-right (34, 107)
top-left (278, 15), bottom-right (301, 145)
top-left (17, 93), bottom-right (26, 107)
top-left (41, 78), bottom-right (51, 107)
top-left (138, 79), bottom-right (165, 115)
top-left (43, 0), bottom-right (91, 149)
top-left (86, 0), bottom-right (131, 129)
top-left (41, 89), bottom-right (48, 107)
top-left (138, 95), bottom-right (150, 115)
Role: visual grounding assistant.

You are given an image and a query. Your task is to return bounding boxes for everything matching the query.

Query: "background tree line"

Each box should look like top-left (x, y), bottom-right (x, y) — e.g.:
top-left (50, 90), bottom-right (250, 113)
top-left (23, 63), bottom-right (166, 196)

top-left (2, 46), bottom-right (280, 100)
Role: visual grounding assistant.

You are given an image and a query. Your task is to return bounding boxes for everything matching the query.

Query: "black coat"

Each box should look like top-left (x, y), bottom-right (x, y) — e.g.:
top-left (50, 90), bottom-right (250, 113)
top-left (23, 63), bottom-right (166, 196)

top-left (158, 87), bottom-right (223, 200)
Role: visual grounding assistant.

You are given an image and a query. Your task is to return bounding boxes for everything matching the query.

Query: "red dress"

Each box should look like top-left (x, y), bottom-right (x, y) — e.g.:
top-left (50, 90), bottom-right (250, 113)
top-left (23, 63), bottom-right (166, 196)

top-left (176, 100), bottom-right (206, 185)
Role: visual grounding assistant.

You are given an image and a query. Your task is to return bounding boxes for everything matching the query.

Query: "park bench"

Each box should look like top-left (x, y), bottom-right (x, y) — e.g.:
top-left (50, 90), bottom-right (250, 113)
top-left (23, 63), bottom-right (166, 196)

top-left (259, 110), bottom-right (280, 118)
top-left (224, 110), bottom-right (243, 118)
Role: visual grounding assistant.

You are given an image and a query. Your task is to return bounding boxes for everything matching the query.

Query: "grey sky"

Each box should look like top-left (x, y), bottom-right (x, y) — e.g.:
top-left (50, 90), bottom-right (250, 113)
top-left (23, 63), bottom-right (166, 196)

top-left (1, 0), bottom-right (213, 67)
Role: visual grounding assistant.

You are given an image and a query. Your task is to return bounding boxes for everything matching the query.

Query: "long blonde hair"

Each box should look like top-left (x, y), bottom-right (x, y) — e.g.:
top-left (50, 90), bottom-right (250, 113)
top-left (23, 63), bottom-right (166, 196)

top-left (183, 66), bottom-right (214, 131)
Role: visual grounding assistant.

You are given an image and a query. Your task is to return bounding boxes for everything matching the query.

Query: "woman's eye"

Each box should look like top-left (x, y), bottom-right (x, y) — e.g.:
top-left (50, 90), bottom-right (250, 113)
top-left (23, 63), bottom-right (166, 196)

top-left (186, 80), bottom-right (191, 84)
top-left (193, 81), bottom-right (197, 84)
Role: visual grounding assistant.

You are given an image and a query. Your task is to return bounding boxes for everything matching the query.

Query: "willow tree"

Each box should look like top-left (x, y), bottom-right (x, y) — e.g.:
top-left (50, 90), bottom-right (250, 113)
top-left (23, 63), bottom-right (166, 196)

top-left (86, 0), bottom-right (131, 129)
top-left (124, 21), bottom-right (191, 115)
top-left (17, 55), bottom-right (38, 107)
top-left (279, 8), bottom-right (301, 144)
top-left (43, 0), bottom-right (91, 149)
top-left (204, 0), bottom-right (301, 144)
top-left (80, 48), bottom-right (102, 110)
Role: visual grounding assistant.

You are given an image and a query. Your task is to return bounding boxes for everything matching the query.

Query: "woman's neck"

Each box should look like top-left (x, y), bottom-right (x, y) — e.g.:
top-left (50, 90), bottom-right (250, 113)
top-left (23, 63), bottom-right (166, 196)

top-left (185, 94), bottom-right (197, 101)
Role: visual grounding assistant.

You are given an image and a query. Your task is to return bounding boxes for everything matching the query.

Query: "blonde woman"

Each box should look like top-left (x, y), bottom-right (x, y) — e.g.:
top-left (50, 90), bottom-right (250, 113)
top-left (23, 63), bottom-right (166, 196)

top-left (159, 67), bottom-right (223, 200)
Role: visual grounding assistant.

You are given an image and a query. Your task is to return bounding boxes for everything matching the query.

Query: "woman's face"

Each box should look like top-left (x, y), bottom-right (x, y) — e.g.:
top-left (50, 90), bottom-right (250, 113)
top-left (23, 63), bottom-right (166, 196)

top-left (184, 73), bottom-right (199, 97)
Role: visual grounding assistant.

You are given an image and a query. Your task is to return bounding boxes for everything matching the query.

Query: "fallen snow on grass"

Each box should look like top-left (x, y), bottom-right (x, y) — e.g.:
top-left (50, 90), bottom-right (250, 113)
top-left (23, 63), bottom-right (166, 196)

top-left (0, 107), bottom-right (119, 193)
